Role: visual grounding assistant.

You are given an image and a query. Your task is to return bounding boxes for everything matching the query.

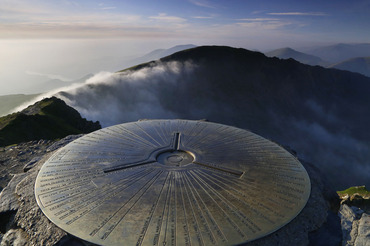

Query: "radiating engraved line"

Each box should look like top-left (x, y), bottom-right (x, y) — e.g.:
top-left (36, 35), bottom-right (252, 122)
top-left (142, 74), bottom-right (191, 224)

top-left (182, 172), bottom-right (216, 244)
top-left (96, 129), bottom-right (155, 151)
top-left (189, 170), bottom-right (251, 236)
top-left (162, 172), bottom-right (174, 246)
top-left (186, 125), bottom-right (223, 149)
top-left (199, 135), bottom-right (251, 151)
top-left (92, 170), bottom-right (163, 239)
top-left (68, 137), bottom-right (129, 151)
top-left (152, 123), bottom-right (170, 146)
top-left (177, 172), bottom-right (191, 246)
top-left (154, 172), bottom-right (172, 246)
top-left (194, 128), bottom-right (248, 150)
top-left (191, 170), bottom-right (261, 233)
top-left (169, 121), bottom-right (178, 137)
top-left (47, 168), bottom-right (153, 212)
top-left (136, 172), bottom-right (170, 246)
top-left (103, 159), bottom-right (156, 173)
top-left (116, 125), bottom-right (160, 148)
top-left (93, 129), bottom-right (137, 145)
top-left (189, 125), bottom-right (227, 148)
top-left (78, 132), bottom-right (133, 149)
top-left (60, 168), bottom-right (156, 221)
top-left (193, 161), bottom-right (243, 176)
top-left (40, 169), bottom-right (103, 182)
top-left (159, 121), bottom-right (172, 139)
top-left (183, 172), bottom-right (221, 244)
top-left (134, 123), bottom-right (164, 147)
top-left (195, 171), bottom-right (277, 224)
top-left (201, 171), bottom-right (268, 201)
top-left (184, 171), bottom-right (227, 243)
top-left (48, 157), bottom-right (126, 165)
top-left (179, 172), bottom-right (204, 246)
top-left (92, 170), bottom-right (163, 238)
top-left (172, 172), bottom-right (177, 246)
top-left (179, 122), bottom-right (208, 149)
top-left (173, 120), bottom-right (187, 134)
top-left (38, 173), bottom-right (101, 190)
top-left (50, 169), bottom-right (151, 212)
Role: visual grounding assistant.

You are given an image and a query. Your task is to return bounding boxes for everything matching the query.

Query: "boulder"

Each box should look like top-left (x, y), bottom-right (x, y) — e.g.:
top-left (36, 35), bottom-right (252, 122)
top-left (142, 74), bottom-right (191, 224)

top-left (339, 204), bottom-right (364, 245)
top-left (247, 160), bottom-right (342, 245)
top-left (14, 151), bottom-right (68, 245)
top-left (0, 173), bottom-right (27, 213)
top-left (0, 135), bottom-right (364, 245)
top-left (0, 229), bottom-right (27, 246)
top-left (23, 157), bottom-right (42, 172)
top-left (355, 213), bottom-right (370, 246)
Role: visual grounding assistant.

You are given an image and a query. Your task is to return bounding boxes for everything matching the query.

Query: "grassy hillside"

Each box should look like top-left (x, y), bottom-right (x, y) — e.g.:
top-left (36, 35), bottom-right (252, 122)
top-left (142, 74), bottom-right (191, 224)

top-left (0, 97), bottom-right (101, 147)
top-left (337, 186), bottom-right (370, 197)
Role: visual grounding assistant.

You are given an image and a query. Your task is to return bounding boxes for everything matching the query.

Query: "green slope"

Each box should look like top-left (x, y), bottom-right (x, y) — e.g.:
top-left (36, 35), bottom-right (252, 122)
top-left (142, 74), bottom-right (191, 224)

top-left (0, 97), bottom-right (101, 147)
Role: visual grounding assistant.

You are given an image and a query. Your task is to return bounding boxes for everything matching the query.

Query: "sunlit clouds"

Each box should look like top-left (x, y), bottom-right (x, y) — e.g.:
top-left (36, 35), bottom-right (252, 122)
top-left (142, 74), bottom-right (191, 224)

top-left (1, 0), bottom-right (370, 95)
top-left (0, 0), bottom-right (346, 40)
top-left (268, 12), bottom-right (327, 16)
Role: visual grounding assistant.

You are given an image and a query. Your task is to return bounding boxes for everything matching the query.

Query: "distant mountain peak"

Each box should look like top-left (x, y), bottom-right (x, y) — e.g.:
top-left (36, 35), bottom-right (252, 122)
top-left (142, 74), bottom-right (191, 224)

top-left (265, 47), bottom-right (326, 66)
top-left (306, 43), bottom-right (370, 63)
top-left (126, 44), bottom-right (197, 67)
top-left (329, 56), bottom-right (370, 77)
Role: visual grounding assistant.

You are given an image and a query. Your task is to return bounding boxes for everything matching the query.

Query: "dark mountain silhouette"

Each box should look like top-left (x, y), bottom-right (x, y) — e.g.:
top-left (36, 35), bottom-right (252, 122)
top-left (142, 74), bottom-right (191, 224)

top-left (265, 47), bottom-right (327, 66)
top-left (306, 43), bottom-right (370, 63)
top-left (58, 45), bottom-right (370, 189)
top-left (0, 97), bottom-right (101, 147)
top-left (126, 44), bottom-right (196, 68)
top-left (329, 57), bottom-right (370, 77)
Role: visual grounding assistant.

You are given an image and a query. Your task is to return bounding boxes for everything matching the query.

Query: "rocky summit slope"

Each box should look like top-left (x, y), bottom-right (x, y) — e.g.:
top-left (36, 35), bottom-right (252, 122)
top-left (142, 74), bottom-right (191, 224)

top-left (338, 187), bottom-right (370, 246)
top-left (0, 97), bottom-right (101, 147)
top-left (0, 133), bottom-right (343, 246)
top-left (0, 121), bottom-right (368, 244)
top-left (0, 129), bottom-right (367, 245)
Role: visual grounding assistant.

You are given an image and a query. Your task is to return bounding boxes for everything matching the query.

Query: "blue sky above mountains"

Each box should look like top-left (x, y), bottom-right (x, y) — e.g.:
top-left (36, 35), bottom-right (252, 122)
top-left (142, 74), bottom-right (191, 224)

top-left (1, 0), bottom-right (369, 44)
top-left (1, 0), bottom-right (370, 94)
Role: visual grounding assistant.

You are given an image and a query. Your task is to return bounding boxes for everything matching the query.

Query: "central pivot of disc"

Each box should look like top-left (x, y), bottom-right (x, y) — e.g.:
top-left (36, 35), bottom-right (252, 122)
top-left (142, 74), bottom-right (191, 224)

top-left (157, 151), bottom-right (194, 167)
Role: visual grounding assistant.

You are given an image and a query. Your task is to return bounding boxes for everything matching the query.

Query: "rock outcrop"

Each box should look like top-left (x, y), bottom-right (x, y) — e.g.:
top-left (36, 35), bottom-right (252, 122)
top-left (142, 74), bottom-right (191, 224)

top-left (338, 187), bottom-right (370, 246)
top-left (0, 135), bottom-right (88, 246)
top-left (0, 134), bottom-right (349, 245)
top-left (0, 97), bottom-right (101, 147)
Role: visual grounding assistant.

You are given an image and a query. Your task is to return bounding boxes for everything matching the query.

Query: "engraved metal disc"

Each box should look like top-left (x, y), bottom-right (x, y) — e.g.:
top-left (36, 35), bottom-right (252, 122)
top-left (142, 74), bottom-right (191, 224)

top-left (35, 120), bottom-right (311, 246)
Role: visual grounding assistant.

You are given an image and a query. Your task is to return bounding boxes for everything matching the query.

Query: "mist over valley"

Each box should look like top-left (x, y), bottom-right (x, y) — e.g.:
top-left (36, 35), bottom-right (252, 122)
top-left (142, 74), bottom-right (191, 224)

top-left (43, 45), bottom-right (370, 190)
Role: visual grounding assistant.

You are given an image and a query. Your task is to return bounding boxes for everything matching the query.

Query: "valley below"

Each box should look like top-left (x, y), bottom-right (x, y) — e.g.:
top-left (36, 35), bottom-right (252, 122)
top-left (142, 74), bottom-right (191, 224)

top-left (1, 45), bottom-right (370, 245)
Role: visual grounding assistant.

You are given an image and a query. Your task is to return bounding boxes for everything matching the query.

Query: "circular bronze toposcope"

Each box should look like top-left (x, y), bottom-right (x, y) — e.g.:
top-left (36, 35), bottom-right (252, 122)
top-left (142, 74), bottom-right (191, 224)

top-left (35, 119), bottom-right (311, 246)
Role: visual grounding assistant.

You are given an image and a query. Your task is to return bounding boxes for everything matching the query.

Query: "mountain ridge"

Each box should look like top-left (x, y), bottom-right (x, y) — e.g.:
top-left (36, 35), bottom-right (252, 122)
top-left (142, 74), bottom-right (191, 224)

top-left (0, 97), bottom-right (101, 147)
top-left (329, 56), bottom-right (370, 77)
top-left (305, 43), bottom-right (370, 63)
top-left (58, 45), bottom-right (370, 188)
top-left (126, 44), bottom-right (196, 68)
top-left (0, 94), bottom-right (40, 117)
top-left (265, 47), bottom-right (327, 66)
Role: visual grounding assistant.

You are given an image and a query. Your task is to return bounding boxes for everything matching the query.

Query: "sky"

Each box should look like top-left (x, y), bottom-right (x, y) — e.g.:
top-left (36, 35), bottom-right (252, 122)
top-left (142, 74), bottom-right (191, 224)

top-left (1, 0), bottom-right (370, 95)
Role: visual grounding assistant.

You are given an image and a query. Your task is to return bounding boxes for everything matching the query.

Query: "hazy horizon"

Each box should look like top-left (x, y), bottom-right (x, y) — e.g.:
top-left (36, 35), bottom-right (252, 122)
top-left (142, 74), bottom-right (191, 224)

top-left (1, 0), bottom-right (370, 95)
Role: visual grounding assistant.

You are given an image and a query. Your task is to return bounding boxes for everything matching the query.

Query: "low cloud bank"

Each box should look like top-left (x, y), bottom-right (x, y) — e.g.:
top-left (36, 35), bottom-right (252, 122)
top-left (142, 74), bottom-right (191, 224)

top-left (57, 61), bottom-right (196, 126)
top-left (11, 58), bottom-right (370, 189)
